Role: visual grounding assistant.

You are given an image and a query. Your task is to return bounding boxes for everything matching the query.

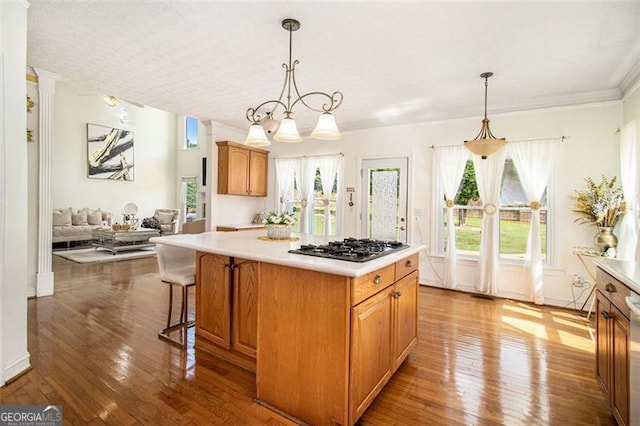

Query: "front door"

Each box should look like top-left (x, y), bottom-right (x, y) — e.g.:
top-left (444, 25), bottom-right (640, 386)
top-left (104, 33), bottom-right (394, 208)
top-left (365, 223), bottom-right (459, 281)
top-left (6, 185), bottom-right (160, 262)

top-left (361, 157), bottom-right (408, 242)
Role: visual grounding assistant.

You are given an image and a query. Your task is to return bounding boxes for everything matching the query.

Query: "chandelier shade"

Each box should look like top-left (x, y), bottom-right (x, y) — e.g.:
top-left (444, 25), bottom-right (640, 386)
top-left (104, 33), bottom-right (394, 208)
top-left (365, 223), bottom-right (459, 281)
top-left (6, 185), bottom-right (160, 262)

top-left (244, 18), bottom-right (344, 145)
top-left (464, 72), bottom-right (507, 159)
top-left (244, 123), bottom-right (271, 147)
top-left (273, 117), bottom-right (303, 143)
top-left (311, 112), bottom-right (343, 140)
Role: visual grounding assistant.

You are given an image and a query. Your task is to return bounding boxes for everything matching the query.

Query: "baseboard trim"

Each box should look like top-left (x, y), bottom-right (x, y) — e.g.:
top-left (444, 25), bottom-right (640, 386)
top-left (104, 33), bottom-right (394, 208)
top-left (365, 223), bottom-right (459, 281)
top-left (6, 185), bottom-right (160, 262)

top-left (36, 271), bottom-right (54, 297)
top-left (3, 352), bottom-right (31, 385)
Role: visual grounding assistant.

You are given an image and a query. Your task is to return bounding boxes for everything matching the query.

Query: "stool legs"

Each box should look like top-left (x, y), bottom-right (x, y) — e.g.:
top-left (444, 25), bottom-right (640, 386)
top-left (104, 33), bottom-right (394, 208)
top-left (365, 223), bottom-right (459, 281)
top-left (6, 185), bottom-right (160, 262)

top-left (158, 281), bottom-right (195, 349)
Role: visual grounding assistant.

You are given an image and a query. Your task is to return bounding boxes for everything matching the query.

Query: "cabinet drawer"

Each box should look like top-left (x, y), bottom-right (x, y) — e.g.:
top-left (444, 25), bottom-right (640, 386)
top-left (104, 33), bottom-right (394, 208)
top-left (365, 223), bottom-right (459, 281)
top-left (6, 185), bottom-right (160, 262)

top-left (597, 269), bottom-right (631, 319)
top-left (352, 264), bottom-right (395, 306)
top-left (395, 253), bottom-right (419, 281)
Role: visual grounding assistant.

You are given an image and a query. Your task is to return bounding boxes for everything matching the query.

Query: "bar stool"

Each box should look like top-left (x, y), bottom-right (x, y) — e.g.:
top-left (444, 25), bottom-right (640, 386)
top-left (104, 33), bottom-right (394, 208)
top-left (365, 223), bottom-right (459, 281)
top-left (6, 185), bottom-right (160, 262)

top-left (156, 244), bottom-right (196, 349)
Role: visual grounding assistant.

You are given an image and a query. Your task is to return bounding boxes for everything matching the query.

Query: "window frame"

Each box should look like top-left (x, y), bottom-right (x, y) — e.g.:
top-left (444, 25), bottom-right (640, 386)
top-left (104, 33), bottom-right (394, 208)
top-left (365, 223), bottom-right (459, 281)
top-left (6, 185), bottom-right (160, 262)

top-left (433, 156), bottom-right (554, 266)
top-left (183, 116), bottom-right (199, 149)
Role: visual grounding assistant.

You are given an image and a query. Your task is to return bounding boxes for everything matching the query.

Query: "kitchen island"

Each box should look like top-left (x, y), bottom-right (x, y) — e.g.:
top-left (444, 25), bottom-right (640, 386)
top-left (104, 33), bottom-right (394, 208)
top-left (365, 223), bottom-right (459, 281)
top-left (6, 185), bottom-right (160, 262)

top-left (151, 230), bottom-right (423, 425)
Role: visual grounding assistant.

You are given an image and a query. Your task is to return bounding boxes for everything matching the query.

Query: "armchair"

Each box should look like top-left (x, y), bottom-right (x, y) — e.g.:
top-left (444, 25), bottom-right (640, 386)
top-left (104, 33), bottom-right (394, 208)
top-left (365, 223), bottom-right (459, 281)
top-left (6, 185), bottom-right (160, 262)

top-left (153, 208), bottom-right (180, 235)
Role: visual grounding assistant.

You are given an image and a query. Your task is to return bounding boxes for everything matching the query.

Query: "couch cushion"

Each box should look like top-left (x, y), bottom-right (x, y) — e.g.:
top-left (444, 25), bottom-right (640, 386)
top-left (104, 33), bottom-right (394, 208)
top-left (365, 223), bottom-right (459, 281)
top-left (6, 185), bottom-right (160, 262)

top-left (52, 225), bottom-right (96, 237)
top-left (72, 209), bottom-right (88, 226)
top-left (86, 208), bottom-right (102, 225)
top-left (53, 208), bottom-right (72, 226)
top-left (160, 224), bottom-right (174, 234)
top-left (156, 211), bottom-right (175, 225)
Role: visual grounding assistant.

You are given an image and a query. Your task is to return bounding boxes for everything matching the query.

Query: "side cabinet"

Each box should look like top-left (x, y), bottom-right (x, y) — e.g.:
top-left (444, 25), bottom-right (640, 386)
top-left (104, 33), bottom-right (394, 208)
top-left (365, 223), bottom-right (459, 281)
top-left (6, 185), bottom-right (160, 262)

top-left (349, 255), bottom-right (419, 424)
top-left (196, 252), bottom-right (259, 371)
top-left (595, 267), bottom-right (632, 426)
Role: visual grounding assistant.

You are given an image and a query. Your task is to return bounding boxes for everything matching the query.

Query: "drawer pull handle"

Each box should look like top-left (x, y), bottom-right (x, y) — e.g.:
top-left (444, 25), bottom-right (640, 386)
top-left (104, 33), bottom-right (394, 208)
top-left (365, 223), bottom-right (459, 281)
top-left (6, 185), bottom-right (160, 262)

top-left (393, 291), bottom-right (402, 299)
top-left (373, 275), bottom-right (381, 285)
top-left (405, 259), bottom-right (412, 267)
top-left (601, 310), bottom-right (612, 320)
top-left (605, 283), bottom-right (616, 293)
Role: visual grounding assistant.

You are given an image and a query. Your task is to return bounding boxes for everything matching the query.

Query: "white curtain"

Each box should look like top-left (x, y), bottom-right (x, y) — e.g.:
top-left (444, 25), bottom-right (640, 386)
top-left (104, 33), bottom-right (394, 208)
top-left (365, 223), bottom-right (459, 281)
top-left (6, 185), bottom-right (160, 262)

top-left (619, 121), bottom-right (638, 260)
top-left (294, 158), bottom-right (318, 234)
top-left (509, 139), bottom-right (561, 305)
top-left (473, 148), bottom-right (507, 295)
top-left (433, 146), bottom-right (469, 289)
top-left (275, 158), bottom-right (297, 212)
top-left (317, 155), bottom-right (342, 235)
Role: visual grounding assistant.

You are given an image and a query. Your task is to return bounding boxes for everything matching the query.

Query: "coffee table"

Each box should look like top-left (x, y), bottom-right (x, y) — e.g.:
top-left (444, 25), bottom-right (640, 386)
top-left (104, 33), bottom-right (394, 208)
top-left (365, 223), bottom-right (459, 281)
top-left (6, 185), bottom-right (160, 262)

top-left (92, 228), bottom-right (161, 254)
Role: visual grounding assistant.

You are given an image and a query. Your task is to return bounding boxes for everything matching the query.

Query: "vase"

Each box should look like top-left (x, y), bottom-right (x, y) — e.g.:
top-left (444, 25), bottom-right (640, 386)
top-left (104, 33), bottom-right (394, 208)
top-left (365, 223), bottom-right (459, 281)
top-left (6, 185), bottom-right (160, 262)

top-left (594, 226), bottom-right (618, 253)
top-left (266, 224), bottom-right (292, 240)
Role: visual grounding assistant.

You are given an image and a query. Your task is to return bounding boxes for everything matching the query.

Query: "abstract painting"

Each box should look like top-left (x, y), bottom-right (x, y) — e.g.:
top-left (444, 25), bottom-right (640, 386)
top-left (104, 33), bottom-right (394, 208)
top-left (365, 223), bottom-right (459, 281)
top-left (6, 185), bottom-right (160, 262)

top-left (87, 123), bottom-right (134, 181)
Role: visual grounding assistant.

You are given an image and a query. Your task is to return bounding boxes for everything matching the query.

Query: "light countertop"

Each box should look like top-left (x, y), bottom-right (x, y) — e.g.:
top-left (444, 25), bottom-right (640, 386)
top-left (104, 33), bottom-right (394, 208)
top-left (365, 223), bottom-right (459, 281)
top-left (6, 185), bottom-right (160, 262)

top-left (151, 230), bottom-right (424, 277)
top-left (593, 258), bottom-right (640, 295)
top-left (216, 223), bottom-right (265, 229)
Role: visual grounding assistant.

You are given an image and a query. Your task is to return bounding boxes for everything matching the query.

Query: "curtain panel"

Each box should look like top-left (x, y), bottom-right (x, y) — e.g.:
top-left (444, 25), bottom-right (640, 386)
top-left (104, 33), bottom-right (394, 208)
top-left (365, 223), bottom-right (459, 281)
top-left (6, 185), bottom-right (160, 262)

top-left (618, 121), bottom-right (638, 261)
top-left (509, 139), bottom-right (561, 305)
top-left (473, 149), bottom-right (507, 295)
top-left (317, 155), bottom-right (342, 236)
top-left (433, 146), bottom-right (469, 289)
top-left (275, 158), bottom-right (297, 212)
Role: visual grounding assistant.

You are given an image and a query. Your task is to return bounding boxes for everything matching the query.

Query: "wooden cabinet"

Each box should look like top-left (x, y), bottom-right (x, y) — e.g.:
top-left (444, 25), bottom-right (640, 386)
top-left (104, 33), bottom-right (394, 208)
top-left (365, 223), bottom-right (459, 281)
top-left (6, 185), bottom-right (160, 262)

top-left (595, 267), bottom-right (631, 426)
top-left (349, 262), bottom-right (418, 423)
top-left (216, 141), bottom-right (268, 197)
top-left (196, 252), bottom-right (259, 371)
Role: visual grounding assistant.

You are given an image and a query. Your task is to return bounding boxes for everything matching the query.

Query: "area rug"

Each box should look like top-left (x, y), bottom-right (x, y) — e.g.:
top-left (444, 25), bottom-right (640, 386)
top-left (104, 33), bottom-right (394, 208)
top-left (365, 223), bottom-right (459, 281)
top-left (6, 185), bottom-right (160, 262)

top-left (53, 247), bottom-right (156, 264)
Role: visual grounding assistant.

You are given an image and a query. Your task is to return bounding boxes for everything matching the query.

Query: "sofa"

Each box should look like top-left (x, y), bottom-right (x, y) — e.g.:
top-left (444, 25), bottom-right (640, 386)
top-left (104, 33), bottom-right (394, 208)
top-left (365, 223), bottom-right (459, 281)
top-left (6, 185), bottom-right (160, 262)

top-left (52, 208), bottom-right (112, 245)
top-left (141, 208), bottom-right (180, 235)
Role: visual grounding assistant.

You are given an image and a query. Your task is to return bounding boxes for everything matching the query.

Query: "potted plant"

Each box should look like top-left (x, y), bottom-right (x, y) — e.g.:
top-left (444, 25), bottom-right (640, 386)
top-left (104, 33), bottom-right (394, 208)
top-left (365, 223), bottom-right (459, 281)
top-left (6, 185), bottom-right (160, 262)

top-left (263, 211), bottom-right (295, 240)
top-left (569, 175), bottom-right (625, 253)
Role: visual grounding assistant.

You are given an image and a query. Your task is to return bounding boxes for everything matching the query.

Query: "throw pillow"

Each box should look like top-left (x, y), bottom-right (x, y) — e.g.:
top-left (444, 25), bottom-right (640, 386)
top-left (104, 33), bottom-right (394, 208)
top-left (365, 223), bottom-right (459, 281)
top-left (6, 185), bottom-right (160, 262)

top-left (52, 208), bottom-right (72, 226)
top-left (142, 217), bottom-right (161, 230)
top-left (71, 209), bottom-right (88, 226)
top-left (86, 208), bottom-right (102, 225)
top-left (156, 211), bottom-right (175, 225)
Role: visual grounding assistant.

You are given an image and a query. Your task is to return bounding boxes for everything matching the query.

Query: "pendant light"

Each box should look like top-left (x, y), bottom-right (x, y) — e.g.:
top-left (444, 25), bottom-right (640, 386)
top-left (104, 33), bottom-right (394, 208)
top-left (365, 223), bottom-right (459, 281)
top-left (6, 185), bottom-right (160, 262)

top-left (244, 18), bottom-right (344, 146)
top-left (464, 72), bottom-right (507, 159)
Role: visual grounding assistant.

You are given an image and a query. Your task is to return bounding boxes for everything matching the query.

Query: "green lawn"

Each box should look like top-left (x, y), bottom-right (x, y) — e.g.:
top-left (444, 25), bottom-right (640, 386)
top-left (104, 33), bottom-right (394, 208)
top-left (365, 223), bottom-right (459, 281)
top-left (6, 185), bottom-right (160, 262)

top-left (453, 217), bottom-right (546, 255)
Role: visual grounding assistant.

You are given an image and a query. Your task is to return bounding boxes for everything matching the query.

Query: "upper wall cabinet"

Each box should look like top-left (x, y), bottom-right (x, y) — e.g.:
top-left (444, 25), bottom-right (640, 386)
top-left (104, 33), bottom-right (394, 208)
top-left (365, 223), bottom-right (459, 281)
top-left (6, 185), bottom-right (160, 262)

top-left (216, 141), bottom-right (268, 197)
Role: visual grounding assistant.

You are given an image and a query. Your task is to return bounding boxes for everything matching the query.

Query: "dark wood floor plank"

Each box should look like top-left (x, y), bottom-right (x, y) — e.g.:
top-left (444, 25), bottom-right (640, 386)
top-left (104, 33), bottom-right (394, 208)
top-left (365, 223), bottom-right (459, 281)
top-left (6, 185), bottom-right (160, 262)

top-left (0, 256), bottom-right (615, 425)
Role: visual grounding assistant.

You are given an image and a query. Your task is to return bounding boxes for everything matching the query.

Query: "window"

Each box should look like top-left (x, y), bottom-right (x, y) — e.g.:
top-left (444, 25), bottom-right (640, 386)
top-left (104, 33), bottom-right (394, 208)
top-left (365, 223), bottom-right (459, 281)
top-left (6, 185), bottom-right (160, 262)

top-left (440, 158), bottom-right (548, 261)
top-left (276, 155), bottom-right (342, 236)
top-left (181, 177), bottom-right (198, 222)
top-left (184, 116), bottom-right (198, 149)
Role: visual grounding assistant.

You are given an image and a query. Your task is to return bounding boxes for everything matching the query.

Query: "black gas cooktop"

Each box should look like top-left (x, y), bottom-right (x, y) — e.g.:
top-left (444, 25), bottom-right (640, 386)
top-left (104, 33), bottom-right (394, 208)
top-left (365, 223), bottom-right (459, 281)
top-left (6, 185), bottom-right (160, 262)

top-left (288, 238), bottom-right (409, 263)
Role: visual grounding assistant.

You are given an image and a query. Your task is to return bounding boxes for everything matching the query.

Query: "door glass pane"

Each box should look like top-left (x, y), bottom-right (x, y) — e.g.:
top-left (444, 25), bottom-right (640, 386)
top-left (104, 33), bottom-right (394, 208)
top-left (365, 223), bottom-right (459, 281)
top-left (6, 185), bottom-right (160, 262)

top-left (369, 168), bottom-right (399, 240)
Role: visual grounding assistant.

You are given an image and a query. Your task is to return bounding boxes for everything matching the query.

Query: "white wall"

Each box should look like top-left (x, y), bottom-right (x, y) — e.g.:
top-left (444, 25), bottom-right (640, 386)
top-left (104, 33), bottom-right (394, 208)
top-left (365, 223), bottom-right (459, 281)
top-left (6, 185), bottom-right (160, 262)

top-left (51, 81), bottom-right (178, 222)
top-left (1, 0), bottom-right (30, 385)
top-left (266, 101), bottom-right (622, 308)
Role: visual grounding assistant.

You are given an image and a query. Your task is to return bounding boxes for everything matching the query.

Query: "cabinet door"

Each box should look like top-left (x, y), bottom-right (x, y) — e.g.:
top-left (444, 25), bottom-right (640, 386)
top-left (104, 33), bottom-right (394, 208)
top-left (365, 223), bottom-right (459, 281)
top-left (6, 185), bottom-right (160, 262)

top-left (612, 305), bottom-right (630, 426)
top-left (227, 146), bottom-right (250, 195)
top-left (196, 253), bottom-right (231, 349)
top-left (232, 258), bottom-right (259, 358)
top-left (249, 151), bottom-right (268, 197)
top-left (350, 288), bottom-right (393, 422)
top-left (595, 290), bottom-right (611, 398)
top-left (392, 271), bottom-right (418, 370)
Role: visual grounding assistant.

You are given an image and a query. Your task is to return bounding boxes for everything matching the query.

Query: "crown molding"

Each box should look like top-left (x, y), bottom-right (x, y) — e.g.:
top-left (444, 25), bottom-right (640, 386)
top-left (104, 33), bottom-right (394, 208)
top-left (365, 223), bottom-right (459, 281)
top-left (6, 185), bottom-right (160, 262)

top-left (620, 58), bottom-right (640, 98)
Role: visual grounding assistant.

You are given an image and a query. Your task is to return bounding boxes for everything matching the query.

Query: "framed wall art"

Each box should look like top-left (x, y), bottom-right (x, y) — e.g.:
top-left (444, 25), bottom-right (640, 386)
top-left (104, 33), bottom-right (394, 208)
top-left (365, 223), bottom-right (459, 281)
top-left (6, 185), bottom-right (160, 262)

top-left (87, 123), bottom-right (134, 181)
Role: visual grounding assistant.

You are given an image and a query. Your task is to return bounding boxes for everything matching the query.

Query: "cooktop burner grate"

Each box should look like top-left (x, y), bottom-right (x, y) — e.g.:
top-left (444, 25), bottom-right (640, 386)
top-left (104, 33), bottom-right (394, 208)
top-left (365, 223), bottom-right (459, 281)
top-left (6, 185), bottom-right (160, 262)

top-left (288, 238), bottom-right (409, 263)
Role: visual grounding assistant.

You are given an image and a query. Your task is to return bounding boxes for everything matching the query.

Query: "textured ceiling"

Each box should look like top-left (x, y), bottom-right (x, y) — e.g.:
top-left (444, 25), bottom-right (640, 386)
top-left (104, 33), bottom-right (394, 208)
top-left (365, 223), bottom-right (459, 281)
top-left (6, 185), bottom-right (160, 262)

top-left (27, 1), bottom-right (640, 134)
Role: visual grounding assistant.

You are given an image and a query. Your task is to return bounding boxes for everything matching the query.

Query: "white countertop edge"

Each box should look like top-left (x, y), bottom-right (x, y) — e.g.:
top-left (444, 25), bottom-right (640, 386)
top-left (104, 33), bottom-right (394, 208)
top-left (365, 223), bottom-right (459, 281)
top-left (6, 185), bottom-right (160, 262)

top-left (593, 258), bottom-right (640, 295)
top-left (151, 230), bottom-right (425, 278)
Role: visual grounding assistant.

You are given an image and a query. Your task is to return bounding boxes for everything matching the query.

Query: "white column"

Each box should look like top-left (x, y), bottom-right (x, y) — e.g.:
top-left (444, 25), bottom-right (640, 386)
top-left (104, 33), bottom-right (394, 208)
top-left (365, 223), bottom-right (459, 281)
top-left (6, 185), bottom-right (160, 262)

top-left (33, 68), bottom-right (60, 297)
top-left (202, 120), bottom-right (215, 231)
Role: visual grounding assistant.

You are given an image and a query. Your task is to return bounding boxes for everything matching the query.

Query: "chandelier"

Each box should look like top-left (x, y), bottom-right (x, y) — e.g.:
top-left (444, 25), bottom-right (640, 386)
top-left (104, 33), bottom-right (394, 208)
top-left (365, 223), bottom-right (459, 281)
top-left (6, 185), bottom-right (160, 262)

top-left (464, 72), bottom-right (507, 159)
top-left (244, 18), bottom-right (344, 147)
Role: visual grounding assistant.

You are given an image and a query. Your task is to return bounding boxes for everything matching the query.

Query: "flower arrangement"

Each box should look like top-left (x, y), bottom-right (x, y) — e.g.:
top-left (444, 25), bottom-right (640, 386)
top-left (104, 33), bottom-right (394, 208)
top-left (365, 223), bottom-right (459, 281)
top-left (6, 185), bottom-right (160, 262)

top-left (262, 211), bottom-right (295, 227)
top-left (569, 175), bottom-right (625, 228)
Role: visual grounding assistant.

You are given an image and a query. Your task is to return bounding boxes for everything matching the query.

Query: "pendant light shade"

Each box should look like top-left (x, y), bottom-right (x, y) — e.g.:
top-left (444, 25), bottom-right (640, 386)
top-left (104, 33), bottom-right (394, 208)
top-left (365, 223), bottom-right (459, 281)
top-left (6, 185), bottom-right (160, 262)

top-left (464, 72), bottom-right (507, 159)
top-left (273, 117), bottom-right (303, 143)
top-left (244, 123), bottom-right (271, 147)
top-left (310, 112), bottom-right (342, 140)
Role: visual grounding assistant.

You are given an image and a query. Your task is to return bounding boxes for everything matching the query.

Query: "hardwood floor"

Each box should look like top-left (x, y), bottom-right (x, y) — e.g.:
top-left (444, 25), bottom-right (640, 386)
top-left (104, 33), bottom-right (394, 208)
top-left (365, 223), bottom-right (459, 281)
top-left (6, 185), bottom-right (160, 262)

top-left (1, 256), bottom-right (614, 425)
